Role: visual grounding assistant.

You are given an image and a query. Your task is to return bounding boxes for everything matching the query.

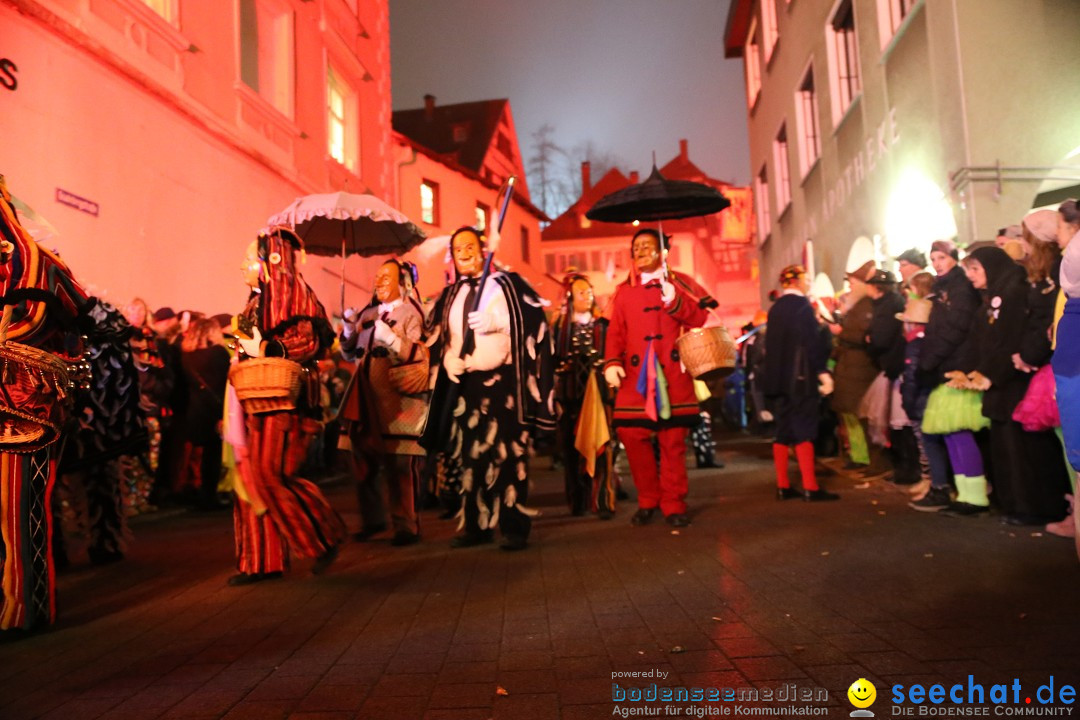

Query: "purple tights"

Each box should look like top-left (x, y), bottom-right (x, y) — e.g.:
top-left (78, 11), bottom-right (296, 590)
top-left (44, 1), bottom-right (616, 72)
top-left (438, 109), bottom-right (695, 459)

top-left (944, 431), bottom-right (984, 477)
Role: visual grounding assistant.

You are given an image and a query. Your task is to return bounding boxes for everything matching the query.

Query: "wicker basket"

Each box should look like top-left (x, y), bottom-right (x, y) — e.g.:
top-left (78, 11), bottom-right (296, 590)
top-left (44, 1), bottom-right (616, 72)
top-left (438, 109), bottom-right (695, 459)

top-left (676, 326), bottom-right (737, 381)
top-left (229, 357), bottom-right (303, 414)
top-left (0, 307), bottom-right (73, 452)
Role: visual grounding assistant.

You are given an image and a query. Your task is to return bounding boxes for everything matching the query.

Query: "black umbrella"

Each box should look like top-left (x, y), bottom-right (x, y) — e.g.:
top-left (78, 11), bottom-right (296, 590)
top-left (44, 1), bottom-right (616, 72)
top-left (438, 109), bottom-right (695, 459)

top-left (585, 164), bottom-right (730, 223)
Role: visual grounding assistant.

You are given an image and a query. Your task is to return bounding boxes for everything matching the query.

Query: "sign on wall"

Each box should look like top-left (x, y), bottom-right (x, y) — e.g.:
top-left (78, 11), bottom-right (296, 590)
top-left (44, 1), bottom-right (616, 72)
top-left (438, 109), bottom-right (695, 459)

top-left (56, 188), bottom-right (99, 217)
top-left (0, 58), bottom-right (17, 91)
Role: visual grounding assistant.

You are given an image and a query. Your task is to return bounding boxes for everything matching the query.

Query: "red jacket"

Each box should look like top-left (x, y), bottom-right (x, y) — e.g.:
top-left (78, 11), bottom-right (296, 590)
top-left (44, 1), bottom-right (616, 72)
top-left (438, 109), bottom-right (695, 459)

top-left (603, 274), bottom-right (707, 428)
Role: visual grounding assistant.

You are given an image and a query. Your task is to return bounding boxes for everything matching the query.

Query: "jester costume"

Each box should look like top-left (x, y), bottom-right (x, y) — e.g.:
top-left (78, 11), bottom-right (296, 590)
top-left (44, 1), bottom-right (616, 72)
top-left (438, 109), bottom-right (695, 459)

top-left (229, 228), bottom-right (345, 581)
top-left (0, 178), bottom-right (87, 631)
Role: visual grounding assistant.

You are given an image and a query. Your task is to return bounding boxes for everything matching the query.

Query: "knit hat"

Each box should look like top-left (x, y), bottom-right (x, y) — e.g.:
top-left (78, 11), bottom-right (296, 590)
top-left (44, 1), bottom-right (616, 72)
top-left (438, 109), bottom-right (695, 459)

top-left (930, 240), bottom-right (958, 260)
top-left (895, 248), bottom-right (927, 268)
top-left (1022, 209), bottom-right (1059, 244)
top-left (152, 306), bottom-right (176, 322)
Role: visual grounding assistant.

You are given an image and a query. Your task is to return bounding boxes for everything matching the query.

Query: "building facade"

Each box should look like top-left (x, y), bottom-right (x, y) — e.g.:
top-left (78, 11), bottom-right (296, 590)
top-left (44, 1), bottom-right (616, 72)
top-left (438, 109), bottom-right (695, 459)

top-left (391, 95), bottom-right (554, 303)
top-left (2, 0), bottom-right (393, 314)
top-left (542, 140), bottom-right (758, 329)
top-left (725, 0), bottom-right (1080, 298)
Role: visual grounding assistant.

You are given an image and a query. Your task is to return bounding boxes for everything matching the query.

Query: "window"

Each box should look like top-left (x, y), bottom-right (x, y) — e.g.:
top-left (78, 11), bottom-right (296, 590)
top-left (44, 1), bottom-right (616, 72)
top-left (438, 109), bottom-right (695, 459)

top-left (143, 0), bottom-right (177, 23)
top-left (521, 227), bottom-right (531, 264)
top-left (545, 254), bottom-right (556, 274)
top-left (452, 123), bottom-right (469, 143)
top-left (794, 65), bottom-right (821, 177)
top-left (877, 0), bottom-right (917, 47)
top-left (420, 181), bottom-right (439, 225)
top-left (773, 124), bottom-right (791, 213)
top-left (826, 0), bottom-right (861, 124)
top-left (745, 19), bottom-right (762, 109)
top-left (239, 0), bottom-right (295, 117)
top-left (754, 165), bottom-right (771, 243)
top-left (475, 203), bottom-right (489, 232)
top-left (761, 0), bottom-right (779, 62)
top-left (327, 66), bottom-right (359, 171)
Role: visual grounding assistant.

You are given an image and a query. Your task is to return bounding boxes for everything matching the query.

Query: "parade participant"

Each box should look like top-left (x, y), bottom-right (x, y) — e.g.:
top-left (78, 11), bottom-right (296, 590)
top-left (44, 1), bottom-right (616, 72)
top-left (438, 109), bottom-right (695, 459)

top-left (553, 273), bottom-right (615, 519)
top-left (421, 226), bottom-right (555, 551)
top-left (0, 176), bottom-right (87, 631)
top-left (829, 261), bottom-right (877, 470)
top-left (602, 228), bottom-right (708, 527)
top-left (339, 259), bottom-right (429, 546)
top-left (227, 228), bottom-right (345, 584)
top-left (761, 266), bottom-right (839, 501)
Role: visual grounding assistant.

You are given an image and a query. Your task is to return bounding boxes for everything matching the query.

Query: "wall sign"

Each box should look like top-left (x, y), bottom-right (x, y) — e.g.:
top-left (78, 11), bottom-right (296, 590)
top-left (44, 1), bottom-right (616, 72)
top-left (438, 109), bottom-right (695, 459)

top-left (56, 188), bottom-right (99, 217)
top-left (0, 58), bottom-right (17, 91)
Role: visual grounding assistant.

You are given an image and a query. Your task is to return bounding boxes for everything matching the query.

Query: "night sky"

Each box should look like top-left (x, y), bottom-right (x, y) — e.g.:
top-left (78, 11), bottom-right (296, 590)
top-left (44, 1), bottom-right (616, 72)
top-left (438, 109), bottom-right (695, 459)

top-left (389, 0), bottom-right (750, 189)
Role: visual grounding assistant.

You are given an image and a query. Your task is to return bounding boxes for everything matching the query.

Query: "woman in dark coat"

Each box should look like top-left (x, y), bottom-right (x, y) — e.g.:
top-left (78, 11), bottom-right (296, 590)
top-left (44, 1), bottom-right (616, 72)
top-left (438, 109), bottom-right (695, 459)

top-left (965, 246), bottom-right (1070, 525)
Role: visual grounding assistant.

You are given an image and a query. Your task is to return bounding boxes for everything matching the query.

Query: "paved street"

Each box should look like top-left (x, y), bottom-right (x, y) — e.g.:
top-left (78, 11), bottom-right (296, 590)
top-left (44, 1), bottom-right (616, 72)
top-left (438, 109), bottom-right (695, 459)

top-left (2, 434), bottom-right (1079, 720)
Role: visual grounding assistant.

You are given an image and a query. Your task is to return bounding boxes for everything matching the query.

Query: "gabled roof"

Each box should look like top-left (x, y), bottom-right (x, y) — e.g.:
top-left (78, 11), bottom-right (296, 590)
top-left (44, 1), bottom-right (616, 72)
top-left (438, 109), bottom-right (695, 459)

top-left (542, 167), bottom-right (636, 240)
top-left (392, 99), bottom-right (508, 176)
top-left (723, 0), bottom-right (754, 59)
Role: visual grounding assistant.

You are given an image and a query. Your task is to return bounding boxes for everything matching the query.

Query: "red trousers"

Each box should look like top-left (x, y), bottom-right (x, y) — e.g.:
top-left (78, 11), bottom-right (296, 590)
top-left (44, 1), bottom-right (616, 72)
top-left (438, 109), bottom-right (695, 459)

top-left (233, 492), bottom-right (288, 575)
top-left (617, 426), bottom-right (689, 516)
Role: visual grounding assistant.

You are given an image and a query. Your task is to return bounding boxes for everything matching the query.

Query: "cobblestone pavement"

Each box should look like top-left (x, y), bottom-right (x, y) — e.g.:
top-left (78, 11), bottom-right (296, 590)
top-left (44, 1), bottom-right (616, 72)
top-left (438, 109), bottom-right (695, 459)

top-left (1, 435), bottom-right (1078, 720)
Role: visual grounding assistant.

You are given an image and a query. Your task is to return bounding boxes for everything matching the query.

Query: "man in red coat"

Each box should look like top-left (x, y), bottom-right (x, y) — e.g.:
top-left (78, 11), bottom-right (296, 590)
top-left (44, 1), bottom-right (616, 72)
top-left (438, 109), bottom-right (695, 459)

top-left (603, 229), bottom-right (708, 527)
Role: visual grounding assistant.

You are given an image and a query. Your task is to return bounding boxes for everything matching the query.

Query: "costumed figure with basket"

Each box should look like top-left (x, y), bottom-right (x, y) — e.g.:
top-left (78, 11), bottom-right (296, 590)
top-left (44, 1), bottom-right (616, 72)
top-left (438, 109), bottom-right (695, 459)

top-left (553, 273), bottom-right (616, 519)
top-left (602, 228), bottom-right (710, 528)
top-left (761, 265), bottom-right (839, 501)
top-left (420, 225), bottom-right (556, 551)
top-left (338, 259), bottom-right (429, 547)
top-left (225, 228), bottom-right (345, 585)
top-left (0, 175), bottom-right (87, 631)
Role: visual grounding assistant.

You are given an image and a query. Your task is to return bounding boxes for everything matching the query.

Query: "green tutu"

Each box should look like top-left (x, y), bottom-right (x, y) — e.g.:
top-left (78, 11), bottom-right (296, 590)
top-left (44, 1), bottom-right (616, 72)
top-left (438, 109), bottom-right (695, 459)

top-left (921, 384), bottom-right (990, 434)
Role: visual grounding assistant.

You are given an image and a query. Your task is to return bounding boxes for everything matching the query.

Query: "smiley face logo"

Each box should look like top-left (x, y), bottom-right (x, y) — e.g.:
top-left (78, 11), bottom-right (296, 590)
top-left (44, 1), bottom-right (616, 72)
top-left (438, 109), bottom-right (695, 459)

top-left (848, 678), bottom-right (877, 709)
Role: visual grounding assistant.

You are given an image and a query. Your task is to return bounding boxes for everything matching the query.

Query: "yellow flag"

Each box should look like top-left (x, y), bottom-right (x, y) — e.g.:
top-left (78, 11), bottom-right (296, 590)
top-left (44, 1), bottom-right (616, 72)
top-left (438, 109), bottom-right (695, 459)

top-left (574, 373), bottom-right (611, 477)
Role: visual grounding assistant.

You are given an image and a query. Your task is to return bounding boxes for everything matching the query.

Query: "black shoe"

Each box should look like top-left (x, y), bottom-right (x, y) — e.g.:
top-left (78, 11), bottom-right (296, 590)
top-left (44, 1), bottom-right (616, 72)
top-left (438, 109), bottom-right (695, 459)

top-left (940, 501), bottom-right (989, 517)
top-left (776, 487), bottom-right (801, 501)
top-left (570, 507), bottom-right (587, 517)
top-left (697, 458), bottom-right (725, 469)
top-left (597, 509), bottom-right (614, 521)
top-left (390, 531), bottom-right (420, 547)
top-left (803, 489), bottom-right (840, 502)
top-left (615, 488), bottom-right (630, 501)
top-left (450, 531), bottom-right (494, 548)
top-left (665, 513), bottom-right (691, 527)
top-left (910, 486), bottom-right (951, 512)
top-left (351, 524), bottom-right (387, 542)
top-left (630, 508), bottom-right (657, 526)
top-left (227, 571), bottom-right (283, 586)
top-left (499, 536), bottom-right (528, 552)
top-left (88, 548), bottom-right (125, 566)
top-left (311, 545), bottom-right (339, 575)
top-left (1000, 514), bottom-right (1046, 527)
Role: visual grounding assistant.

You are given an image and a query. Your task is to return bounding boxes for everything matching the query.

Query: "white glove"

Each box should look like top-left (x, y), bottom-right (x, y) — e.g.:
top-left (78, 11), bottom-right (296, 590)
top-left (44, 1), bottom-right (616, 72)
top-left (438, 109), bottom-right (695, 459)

top-left (343, 307), bottom-right (359, 323)
top-left (818, 373), bottom-right (834, 396)
top-left (468, 308), bottom-right (508, 334)
top-left (340, 308), bottom-right (358, 338)
top-left (660, 280), bottom-right (676, 305)
top-left (373, 319), bottom-right (401, 352)
top-left (604, 365), bottom-right (626, 389)
top-left (444, 354), bottom-right (465, 384)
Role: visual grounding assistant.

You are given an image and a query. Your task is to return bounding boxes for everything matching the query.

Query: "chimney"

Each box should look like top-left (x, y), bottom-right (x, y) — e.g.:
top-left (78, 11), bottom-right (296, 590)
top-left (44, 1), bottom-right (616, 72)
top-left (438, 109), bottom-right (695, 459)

top-left (423, 94), bottom-right (435, 121)
top-left (629, 170), bottom-right (640, 183)
top-left (581, 161), bottom-right (592, 193)
top-left (679, 138), bottom-right (688, 161)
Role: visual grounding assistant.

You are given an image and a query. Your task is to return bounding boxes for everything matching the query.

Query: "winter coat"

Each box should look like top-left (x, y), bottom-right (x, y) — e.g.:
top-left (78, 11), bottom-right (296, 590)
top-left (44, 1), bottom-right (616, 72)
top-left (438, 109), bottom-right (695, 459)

top-left (918, 265), bottom-right (981, 382)
top-left (866, 290), bottom-right (906, 380)
top-left (762, 293), bottom-right (829, 399)
top-left (830, 295), bottom-right (876, 414)
top-left (900, 334), bottom-right (929, 421)
top-left (1018, 278), bottom-right (1057, 369)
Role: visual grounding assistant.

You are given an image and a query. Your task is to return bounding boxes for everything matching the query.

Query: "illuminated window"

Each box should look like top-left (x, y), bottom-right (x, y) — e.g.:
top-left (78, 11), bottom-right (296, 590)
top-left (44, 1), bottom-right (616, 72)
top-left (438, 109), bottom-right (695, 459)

top-left (453, 123), bottom-right (469, 143)
top-left (825, 0), bottom-right (861, 125)
top-left (794, 65), bottom-right (820, 177)
top-left (761, 0), bottom-right (779, 62)
top-left (545, 254), bottom-right (555, 274)
top-left (327, 66), bottom-right (359, 172)
top-left (143, 0), bottom-right (177, 23)
top-left (420, 181), bottom-right (439, 225)
top-left (239, 0), bottom-right (295, 117)
top-left (521, 227), bottom-right (531, 264)
top-left (877, 0), bottom-right (918, 48)
top-left (745, 18), bottom-right (762, 109)
top-left (475, 203), bottom-right (489, 232)
top-left (755, 165), bottom-right (771, 243)
top-left (773, 124), bottom-right (791, 213)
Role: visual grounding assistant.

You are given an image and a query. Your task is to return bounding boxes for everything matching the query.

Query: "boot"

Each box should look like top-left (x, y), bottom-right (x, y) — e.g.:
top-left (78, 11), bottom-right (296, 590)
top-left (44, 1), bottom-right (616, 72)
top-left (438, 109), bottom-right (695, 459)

top-left (1046, 494), bottom-right (1076, 539)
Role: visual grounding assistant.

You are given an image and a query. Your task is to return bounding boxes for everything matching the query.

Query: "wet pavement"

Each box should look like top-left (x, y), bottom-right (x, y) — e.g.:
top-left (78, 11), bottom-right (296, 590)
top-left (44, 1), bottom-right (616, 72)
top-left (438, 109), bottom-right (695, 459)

top-left (1, 434), bottom-right (1078, 719)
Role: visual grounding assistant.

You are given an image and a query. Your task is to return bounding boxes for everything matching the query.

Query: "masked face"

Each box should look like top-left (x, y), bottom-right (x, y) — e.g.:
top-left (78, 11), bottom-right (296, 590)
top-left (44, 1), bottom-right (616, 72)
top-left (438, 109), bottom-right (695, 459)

top-left (632, 233), bottom-right (662, 274)
top-left (452, 231), bottom-right (484, 278)
top-left (570, 278), bottom-right (594, 314)
top-left (241, 241), bottom-right (261, 289)
top-left (375, 262), bottom-right (401, 303)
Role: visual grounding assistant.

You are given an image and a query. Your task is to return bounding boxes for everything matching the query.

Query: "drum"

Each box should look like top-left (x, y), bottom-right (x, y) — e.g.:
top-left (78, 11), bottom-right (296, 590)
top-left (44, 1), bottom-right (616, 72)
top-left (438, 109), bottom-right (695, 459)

top-left (676, 326), bottom-right (737, 382)
top-left (228, 357), bottom-right (303, 414)
top-left (0, 338), bottom-right (72, 453)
